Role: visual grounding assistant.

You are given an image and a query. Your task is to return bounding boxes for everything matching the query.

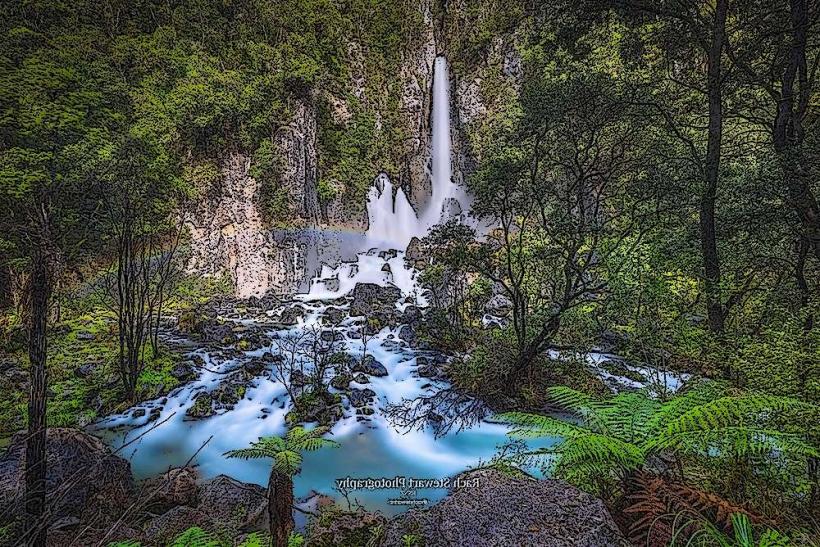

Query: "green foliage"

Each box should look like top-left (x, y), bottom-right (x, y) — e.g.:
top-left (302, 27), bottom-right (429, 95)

top-left (498, 383), bottom-right (819, 501)
top-left (680, 512), bottom-right (792, 547)
top-left (224, 426), bottom-right (339, 476)
top-left (287, 533), bottom-right (305, 547)
top-left (170, 527), bottom-right (220, 547)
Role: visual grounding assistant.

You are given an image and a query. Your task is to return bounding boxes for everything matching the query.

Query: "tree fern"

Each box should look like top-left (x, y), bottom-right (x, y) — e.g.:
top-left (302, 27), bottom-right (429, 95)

top-left (225, 426), bottom-right (339, 477)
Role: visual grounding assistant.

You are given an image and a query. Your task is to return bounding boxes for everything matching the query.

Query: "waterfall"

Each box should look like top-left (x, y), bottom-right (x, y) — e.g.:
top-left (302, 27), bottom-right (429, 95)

top-left (364, 56), bottom-right (468, 249)
top-left (305, 56), bottom-right (465, 301)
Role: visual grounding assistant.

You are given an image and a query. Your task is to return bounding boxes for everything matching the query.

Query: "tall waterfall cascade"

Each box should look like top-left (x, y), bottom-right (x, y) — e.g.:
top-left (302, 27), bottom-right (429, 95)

top-left (304, 56), bottom-right (471, 301)
top-left (365, 56), bottom-right (470, 249)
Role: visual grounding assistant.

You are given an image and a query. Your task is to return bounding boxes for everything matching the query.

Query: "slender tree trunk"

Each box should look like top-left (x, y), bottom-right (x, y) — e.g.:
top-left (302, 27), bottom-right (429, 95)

top-left (701, 0), bottom-right (728, 337)
top-left (268, 469), bottom-right (294, 547)
top-left (775, 0), bottom-right (820, 261)
top-left (25, 246), bottom-right (50, 547)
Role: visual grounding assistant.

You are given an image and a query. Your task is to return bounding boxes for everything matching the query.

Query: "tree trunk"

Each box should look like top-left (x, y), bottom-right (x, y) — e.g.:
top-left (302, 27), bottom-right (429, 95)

top-left (510, 314), bottom-right (561, 377)
top-left (267, 469), bottom-right (294, 547)
top-left (25, 247), bottom-right (50, 547)
top-left (775, 0), bottom-right (820, 261)
top-left (701, 0), bottom-right (728, 336)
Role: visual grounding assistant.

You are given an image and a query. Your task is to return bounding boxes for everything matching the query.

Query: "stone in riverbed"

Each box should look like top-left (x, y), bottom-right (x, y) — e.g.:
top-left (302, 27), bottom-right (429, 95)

top-left (278, 306), bottom-right (305, 325)
top-left (349, 282), bottom-right (401, 318)
top-left (405, 237), bottom-right (427, 269)
top-left (398, 324), bottom-right (417, 345)
top-left (170, 361), bottom-right (197, 382)
top-left (331, 373), bottom-right (352, 390)
top-left (352, 355), bottom-right (388, 377)
top-left (348, 388), bottom-right (376, 408)
top-left (353, 373), bottom-right (369, 384)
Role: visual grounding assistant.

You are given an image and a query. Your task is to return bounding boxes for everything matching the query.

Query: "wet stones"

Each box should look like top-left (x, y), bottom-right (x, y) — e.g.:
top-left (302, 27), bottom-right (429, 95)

top-left (378, 249), bottom-right (398, 260)
top-left (330, 373), bottom-right (352, 390)
top-left (278, 306), bottom-right (306, 325)
top-left (348, 388), bottom-right (376, 408)
top-left (350, 282), bottom-right (401, 318)
top-left (322, 306), bottom-right (346, 325)
top-left (398, 324), bottom-right (417, 345)
top-left (352, 355), bottom-right (388, 377)
top-left (405, 236), bottom-right (426, 269)
top-left (185, 381), bottom-right (247, 419)
top-left (196, 319), bottom-right (236, 344)
top-left (170, 361), bottom-right (197, 382)
top-left (353, 373), bottom-right (369, 384)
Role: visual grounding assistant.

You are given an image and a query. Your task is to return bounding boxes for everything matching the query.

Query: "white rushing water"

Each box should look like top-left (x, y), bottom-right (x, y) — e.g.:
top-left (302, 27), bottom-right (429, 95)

top-left (364, 57), bottom-right (470, 250)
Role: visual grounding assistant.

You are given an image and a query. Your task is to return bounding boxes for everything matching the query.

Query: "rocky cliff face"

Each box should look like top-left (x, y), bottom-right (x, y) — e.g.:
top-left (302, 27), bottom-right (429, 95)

top-left (398, 0), bottom-right (437, 211)
top-left (275, 96), bottom-right (321, 224)
top-left (185, 152), bottom-right (305, 298)
top-left (450, 35), bottom-right (524, 190)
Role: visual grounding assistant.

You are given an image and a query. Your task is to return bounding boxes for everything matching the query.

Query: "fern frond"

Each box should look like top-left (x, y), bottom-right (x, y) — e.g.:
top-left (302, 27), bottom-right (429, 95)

top-left (224, 447), bottom-right (274, 460)
top-left (273, 449), bottom-right (303, 476)
top-left (664, 395), bottom-right (809, 439)
top-left (497, 412), bottom-right (588, 438)
top-left (546, 386), bottom-right (602, 413)
top-left (555, 433), bottom-right (644, 470)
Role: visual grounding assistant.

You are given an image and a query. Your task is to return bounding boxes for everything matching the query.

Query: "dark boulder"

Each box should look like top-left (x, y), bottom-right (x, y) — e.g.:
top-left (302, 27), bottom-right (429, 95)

top-left (398, 324), bottom-right (417, 345)
top-left (402, 305), bottom-right (422, 325)
top-left (198, 474), bottom-right (268, 531)
top-left (73, 363), bottom-right (97, 379)
top-left (382, 469), bottom-right (626, 546)
top-left (279, 306), bottom-right (305, 325)
top-left (170, 361), bottom-right (197, 382)
top-left (348, 388), bottom-right (376, 408)
top-left (350, 283), bottom-right (401, 318)
top-left (140, 466), bottom-right (199, 514)
top-left (0, 428), bottom-right (135, 527)
top-left (197, 319), bottom-right (236, 344)
top-left (405, 237), bottom-right (426, 269)
top-left (352, 355), bottom-right (388, 377)
top-left (330, 373), bottom-right (352, 390)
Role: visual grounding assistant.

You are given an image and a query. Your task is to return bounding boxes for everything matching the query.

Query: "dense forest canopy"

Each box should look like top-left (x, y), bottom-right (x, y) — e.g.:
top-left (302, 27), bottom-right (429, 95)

top-left (0, 0), bottom-right (819, 546)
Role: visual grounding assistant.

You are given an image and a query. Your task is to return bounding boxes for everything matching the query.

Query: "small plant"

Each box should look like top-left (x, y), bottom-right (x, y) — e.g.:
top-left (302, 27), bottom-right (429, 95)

top-left (225, 427), bottom-right (339, 547)
top-left (401, 533), bottom-right (421, 547)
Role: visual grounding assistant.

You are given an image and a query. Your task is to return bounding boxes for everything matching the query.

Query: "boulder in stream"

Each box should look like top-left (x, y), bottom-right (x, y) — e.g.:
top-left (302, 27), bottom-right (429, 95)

top-left (352, 355), bottom-right (388, 377)
top-left (349, 282), bottom-right (401, 318)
